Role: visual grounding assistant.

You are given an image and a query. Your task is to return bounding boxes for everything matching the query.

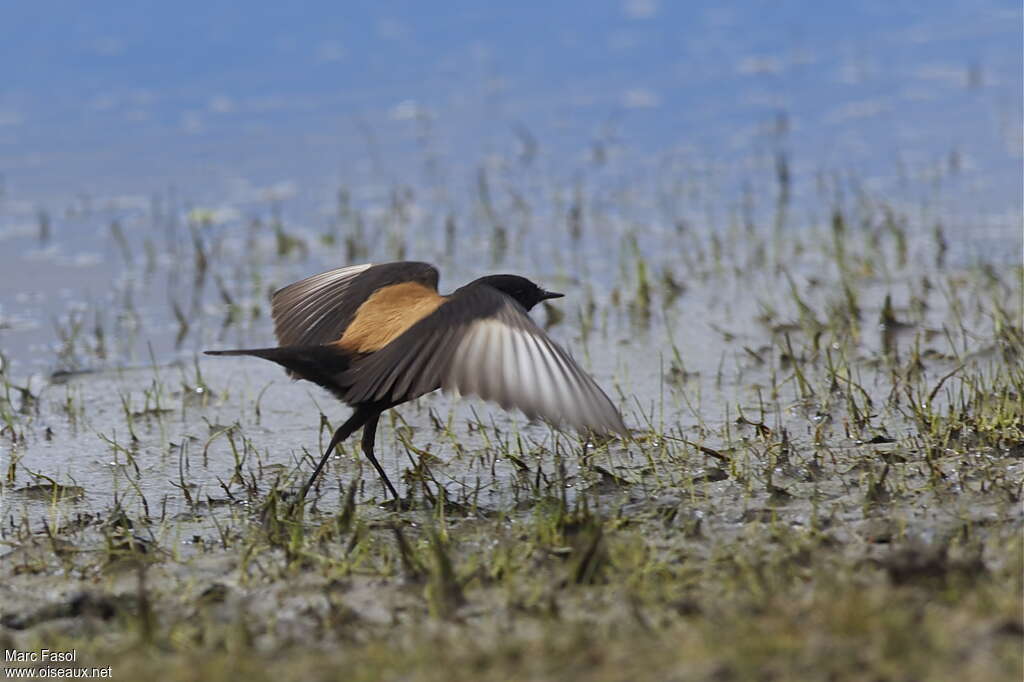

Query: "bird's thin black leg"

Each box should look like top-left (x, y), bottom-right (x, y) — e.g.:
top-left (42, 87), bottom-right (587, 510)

top-left (360, 412), bottom-right (400, 501)
top-left (298, 408), bottom-right (372, 501)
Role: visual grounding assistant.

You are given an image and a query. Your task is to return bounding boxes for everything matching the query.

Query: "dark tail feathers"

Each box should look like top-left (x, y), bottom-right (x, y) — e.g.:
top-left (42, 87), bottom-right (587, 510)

top-left (205, 347), bottom-right (290, 360)
top-left (204, 346), bottom-right (353, 399)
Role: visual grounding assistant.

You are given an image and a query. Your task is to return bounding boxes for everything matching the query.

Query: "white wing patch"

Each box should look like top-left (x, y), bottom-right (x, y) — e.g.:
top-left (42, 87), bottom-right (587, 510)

top-left (443, 318), bottom-right (626, 436)
top-left (272, 263), bottom-right (374, 346)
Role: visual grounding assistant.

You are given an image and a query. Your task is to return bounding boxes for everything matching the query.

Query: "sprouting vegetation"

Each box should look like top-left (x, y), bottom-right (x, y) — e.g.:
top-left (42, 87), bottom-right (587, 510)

top-left (0, 129), bottom-right (1021, 681)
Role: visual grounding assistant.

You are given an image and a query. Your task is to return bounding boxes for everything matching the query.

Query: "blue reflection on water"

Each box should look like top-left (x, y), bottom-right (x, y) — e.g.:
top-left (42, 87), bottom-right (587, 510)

top-left (0, 1), bottom-right (1020, 369)
top-left (1, 1), bottom-right (1019, 203)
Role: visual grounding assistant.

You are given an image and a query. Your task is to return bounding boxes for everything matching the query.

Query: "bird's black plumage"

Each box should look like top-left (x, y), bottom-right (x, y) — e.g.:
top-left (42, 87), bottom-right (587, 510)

top-left (206, 261), bottom-right (626, 501)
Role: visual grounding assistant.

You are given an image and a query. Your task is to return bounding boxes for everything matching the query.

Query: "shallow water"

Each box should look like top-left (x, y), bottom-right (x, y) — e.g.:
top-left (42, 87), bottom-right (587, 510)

top-left (0, 1), bottom-right (1022, 529)
top-left (1, 216), bottom-right (1017, 529)
top-left (1, 1), bottom-right (1021, 366)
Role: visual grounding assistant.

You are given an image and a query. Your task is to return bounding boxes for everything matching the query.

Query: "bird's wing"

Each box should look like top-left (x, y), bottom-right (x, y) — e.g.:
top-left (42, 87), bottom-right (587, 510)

top-left (271, 262), bottom-right (440, 347)
top-left (340, 286), bottom-right (627, 436)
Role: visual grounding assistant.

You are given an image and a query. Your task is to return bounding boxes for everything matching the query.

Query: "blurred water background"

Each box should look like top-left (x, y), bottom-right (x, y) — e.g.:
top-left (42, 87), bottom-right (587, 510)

top-left (0, 0), bottom-right (1021, 373)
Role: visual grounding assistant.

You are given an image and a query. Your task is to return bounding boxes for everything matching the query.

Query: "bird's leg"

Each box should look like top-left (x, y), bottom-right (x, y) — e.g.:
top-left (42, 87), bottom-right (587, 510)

top-left (298, 408), bottom-right (371, 501)
top-left (359, 412), bottom-right (400, 501)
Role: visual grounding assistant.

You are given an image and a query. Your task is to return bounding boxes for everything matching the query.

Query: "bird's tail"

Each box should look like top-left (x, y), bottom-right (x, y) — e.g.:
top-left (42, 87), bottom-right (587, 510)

top-left (205, 347), bottom-right (288, 360)
top-left (204, 345), bottom-right (353, 397)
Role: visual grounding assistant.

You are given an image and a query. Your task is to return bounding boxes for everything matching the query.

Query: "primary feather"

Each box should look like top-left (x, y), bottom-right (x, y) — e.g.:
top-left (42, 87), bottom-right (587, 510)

top-left (338, 285), bottom-right (626, 436)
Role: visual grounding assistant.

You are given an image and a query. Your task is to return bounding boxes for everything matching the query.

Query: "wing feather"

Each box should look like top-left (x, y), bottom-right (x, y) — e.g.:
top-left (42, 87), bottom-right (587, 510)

top-left (271, 262), bottom-right (439, 347)
top-left (443, 309), bottom-right (627, 435)
top-left (272, 264), bottom-right (373, 346)
top-left (337, 285), bottom-right (626, 436)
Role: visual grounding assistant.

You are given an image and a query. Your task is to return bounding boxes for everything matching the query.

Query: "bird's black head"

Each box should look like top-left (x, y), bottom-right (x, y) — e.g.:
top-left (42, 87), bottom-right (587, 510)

top-left (471, 274), bottom-right (563, 311)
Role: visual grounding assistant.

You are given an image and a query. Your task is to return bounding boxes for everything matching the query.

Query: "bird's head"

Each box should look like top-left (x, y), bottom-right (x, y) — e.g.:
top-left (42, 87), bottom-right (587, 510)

top-left (473, 274), bottom-right (563, 311)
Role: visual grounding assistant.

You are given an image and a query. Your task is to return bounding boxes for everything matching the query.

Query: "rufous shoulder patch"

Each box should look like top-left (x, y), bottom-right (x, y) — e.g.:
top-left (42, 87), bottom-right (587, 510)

top-left (337, 282), bottom-right (445, 353)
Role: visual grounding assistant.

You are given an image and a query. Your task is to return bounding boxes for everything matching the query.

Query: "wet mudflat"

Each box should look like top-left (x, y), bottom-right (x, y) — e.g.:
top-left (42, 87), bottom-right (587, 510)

top-left (1, 168), bottom-right (1021, 680)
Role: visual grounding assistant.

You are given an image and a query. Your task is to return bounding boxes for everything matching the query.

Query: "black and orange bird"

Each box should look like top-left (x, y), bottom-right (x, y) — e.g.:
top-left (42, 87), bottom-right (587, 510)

top-left (205, 261), bottom-right (626, 501)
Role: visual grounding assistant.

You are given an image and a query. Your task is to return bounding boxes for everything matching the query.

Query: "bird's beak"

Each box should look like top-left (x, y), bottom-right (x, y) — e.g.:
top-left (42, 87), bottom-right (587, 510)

top-left (541, 290), bottom-right (564, 300)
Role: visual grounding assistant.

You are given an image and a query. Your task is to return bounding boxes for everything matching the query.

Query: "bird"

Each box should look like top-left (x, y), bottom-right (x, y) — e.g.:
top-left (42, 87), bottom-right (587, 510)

top-left (205, 261), bottom-right (627, 502)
